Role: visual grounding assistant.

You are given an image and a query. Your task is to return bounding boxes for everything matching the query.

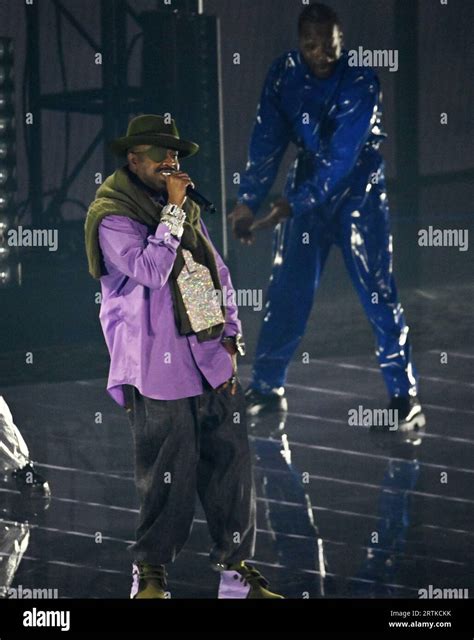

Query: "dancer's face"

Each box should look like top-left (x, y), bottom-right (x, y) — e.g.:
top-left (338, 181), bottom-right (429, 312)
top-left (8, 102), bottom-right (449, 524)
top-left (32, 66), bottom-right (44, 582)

top-left (299, 22), bottom-right (343, 79)
top-left (127, 146), bottom-right (180, 192)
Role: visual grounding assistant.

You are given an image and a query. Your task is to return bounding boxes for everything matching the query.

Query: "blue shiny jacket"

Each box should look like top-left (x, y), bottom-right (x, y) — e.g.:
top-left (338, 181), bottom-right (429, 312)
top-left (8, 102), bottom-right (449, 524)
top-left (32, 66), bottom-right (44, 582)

top-left (237, 48), bottom-right (388, 218)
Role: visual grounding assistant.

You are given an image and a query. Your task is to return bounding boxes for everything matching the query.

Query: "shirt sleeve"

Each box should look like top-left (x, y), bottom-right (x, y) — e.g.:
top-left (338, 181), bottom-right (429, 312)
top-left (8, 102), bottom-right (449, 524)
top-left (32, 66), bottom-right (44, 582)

top-left (199, 220), bottom-right (242, 338)
top-left (98, 215), bottom-right (180, 289)
top-left (237, 55), bottom-right (291, 215)
top-left (288, 73), bottom-right (380, 217)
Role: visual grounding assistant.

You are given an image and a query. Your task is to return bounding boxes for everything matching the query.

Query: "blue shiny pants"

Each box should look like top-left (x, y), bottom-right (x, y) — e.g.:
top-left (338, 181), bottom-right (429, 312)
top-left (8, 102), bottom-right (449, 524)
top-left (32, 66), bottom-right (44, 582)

top-left (251, 166), bottom-right (418, 399)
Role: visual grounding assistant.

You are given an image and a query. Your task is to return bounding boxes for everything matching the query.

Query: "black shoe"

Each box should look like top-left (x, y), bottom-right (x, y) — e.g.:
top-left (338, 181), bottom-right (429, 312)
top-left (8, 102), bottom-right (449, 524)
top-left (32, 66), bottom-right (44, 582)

top-left (11, 462), bottom-right (51, 498)
top-left (245, 387), bottom-right (288, 416)
top-left (370, 396), bottom-right (426, 433)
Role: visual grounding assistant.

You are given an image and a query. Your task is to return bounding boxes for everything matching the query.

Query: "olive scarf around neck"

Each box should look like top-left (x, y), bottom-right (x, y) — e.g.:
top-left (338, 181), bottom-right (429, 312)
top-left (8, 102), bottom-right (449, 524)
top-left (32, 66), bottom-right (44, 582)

top-left (84, 166), bottom-right (225, 342)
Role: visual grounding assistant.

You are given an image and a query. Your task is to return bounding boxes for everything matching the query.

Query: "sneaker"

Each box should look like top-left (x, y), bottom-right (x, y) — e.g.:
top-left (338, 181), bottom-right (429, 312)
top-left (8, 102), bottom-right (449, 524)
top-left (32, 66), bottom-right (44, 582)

top-left (245, 387), bottom-right (288, 417)
top-left (130, 562), bottom-right (168, 599)
top-left (370, 396), bottom-right (426, 433)
top-left (218, 562), bottom-right (284, 599)
top-left (11, 462), bottom-right (51, 498)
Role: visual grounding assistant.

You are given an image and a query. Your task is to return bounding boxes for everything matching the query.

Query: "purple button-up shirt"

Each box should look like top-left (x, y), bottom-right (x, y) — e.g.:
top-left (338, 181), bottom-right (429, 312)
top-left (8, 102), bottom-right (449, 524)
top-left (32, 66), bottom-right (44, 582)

top-left (97, 215), bottom-right (240, 407)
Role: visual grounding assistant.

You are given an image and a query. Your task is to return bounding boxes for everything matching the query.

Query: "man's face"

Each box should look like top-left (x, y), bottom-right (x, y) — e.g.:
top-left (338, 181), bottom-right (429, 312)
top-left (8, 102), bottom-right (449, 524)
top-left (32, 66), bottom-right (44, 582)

top-left (127, 145), bottom-right (180, 192)
top-left (299, 22), bottom-right (343, 79)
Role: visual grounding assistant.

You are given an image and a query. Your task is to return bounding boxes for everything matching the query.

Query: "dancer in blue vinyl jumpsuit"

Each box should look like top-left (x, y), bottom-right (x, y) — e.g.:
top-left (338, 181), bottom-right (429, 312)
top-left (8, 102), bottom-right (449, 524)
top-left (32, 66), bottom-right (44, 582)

top-left (228, 3), bottom-right (425, 431)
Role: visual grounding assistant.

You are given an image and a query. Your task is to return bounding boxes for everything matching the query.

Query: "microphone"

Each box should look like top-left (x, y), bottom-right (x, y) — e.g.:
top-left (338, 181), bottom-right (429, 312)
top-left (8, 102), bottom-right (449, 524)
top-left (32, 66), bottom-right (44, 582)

top-left (185, 186), bottom-right (216, 214)
top-left (159, 168), bottom-right (216, 213)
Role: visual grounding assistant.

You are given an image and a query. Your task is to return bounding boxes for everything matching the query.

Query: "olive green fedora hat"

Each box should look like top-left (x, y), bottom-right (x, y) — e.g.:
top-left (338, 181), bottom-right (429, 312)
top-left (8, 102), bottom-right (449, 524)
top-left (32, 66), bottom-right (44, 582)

top-left (108, 114), bottom-right (199, 158)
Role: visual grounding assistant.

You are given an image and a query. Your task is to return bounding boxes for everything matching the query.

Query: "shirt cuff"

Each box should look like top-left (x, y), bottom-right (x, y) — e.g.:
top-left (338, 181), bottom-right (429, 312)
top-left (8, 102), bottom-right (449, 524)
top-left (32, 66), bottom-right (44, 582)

top-left (151, 222), bottom-right (182, 249)
top-left (237, 193), bottom-right (260, 215)
top-left (222, 322), bottom-right (242, 339)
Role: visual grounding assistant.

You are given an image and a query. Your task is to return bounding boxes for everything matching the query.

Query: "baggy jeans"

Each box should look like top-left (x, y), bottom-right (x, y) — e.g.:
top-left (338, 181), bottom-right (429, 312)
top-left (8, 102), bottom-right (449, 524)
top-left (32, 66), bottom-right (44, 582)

top-left (123, 381), bottom-right (257, 567)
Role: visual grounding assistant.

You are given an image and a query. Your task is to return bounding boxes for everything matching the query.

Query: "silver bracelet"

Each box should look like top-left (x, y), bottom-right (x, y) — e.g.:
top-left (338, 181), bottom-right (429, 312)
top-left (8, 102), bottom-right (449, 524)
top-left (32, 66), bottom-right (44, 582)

top-left (161, 203), bottom-right (186, 239)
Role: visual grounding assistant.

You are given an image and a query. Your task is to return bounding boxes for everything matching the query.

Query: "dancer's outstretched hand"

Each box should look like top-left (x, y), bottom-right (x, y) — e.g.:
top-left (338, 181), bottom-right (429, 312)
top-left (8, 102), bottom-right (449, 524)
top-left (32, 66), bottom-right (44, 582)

top-left (250, 197), bottom-right (292, 232)
top-left (228, 203), bottom-right (255, 245)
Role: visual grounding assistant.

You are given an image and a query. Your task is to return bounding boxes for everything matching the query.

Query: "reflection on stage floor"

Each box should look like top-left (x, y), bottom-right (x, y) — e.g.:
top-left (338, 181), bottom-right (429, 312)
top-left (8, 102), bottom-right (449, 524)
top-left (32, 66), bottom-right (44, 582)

top-left (1, 353), bottom-right (473, 599)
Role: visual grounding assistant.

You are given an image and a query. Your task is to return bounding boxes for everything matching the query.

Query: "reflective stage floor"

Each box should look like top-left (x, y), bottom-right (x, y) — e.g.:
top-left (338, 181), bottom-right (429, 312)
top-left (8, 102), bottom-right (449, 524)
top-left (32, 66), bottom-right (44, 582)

top-left (1, 352), bottom-right (473, 599)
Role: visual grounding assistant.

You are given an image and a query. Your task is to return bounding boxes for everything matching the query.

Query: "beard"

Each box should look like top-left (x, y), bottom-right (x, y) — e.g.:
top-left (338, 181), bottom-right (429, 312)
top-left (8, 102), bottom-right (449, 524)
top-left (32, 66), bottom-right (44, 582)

top-left (139, 171), bottom-right (167, 193)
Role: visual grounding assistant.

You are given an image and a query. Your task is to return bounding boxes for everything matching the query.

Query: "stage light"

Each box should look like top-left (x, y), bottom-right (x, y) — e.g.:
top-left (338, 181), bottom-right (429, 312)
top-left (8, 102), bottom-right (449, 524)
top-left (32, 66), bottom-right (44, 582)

top-left (0, 215), bottom-right (10, 253)
top-left (0, 141), bottom-right (9, 161)
top-left (0, 116), bottom-right (15, 135)
top-left (0, 263), bottom-right (21, 286)
top-left (0, 66), bottom-right (14, 87)
top-left (0, 37), bottom-right (19, 287)
top-left (0, 90), bottom-right (14, 111)
top-left (0, 192), bottom-right (13, 210)
top-left (0, 39), bottom-right (13, 60)
top-left (0, 167), bottom-right (15, 186)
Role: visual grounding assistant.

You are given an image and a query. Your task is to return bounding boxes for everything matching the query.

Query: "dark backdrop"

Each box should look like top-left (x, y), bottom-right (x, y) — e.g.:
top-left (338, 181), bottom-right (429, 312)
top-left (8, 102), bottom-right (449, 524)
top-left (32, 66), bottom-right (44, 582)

top-left (0, 0), bottom-right (472, 384)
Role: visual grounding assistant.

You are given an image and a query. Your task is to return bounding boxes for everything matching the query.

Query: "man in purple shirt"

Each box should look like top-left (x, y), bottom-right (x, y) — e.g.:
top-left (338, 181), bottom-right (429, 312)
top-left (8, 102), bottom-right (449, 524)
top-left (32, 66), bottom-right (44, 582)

top-left (84, 115), bottom-right (282, 599)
